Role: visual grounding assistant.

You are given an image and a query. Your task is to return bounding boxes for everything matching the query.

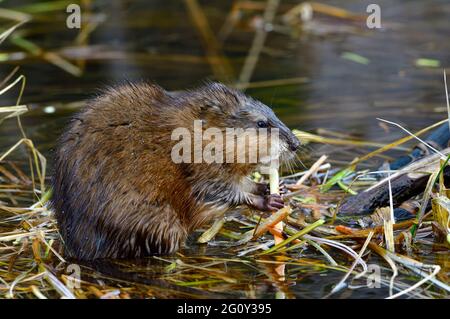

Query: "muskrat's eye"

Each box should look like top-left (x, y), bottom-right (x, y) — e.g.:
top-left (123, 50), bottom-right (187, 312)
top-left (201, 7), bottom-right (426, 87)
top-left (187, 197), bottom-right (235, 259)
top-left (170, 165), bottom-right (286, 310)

top-left (257, 121), bottom-right (268, 128)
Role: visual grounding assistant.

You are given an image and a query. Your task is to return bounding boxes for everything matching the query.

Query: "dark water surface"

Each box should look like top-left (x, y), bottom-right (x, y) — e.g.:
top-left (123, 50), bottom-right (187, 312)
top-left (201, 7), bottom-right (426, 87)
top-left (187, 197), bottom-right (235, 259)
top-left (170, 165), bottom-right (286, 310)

top-left (0, 0), bottom-right (449, 298)
top-left (1, 0), bottom-right (449, 157)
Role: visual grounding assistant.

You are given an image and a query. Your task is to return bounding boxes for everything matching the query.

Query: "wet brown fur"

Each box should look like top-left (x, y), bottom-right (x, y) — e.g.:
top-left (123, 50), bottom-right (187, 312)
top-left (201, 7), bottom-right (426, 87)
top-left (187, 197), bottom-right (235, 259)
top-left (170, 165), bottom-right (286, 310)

top-left (51, 82), bottom-right (299, 260)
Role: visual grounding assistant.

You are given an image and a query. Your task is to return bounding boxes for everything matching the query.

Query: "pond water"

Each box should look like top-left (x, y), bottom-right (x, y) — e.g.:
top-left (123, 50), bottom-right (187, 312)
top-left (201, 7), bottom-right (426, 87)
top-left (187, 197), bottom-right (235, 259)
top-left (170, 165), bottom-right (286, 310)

top-left (1, 0), bottom-right (449, 156)
top-left (0, 0), bottom-right (449, 298)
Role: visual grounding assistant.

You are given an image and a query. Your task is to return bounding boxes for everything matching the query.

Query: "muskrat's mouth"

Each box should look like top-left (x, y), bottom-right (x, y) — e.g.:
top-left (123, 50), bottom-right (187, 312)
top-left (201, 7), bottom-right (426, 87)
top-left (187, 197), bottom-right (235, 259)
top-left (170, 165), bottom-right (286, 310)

top-left (258, 141), bottom-right (295, 166)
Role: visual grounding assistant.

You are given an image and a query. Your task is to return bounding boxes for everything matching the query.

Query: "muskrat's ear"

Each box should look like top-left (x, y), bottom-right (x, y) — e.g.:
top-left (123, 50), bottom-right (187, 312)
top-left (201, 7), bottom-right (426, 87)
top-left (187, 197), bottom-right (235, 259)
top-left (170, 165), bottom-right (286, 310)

top-left (198, 81), bottom-right (240, 115)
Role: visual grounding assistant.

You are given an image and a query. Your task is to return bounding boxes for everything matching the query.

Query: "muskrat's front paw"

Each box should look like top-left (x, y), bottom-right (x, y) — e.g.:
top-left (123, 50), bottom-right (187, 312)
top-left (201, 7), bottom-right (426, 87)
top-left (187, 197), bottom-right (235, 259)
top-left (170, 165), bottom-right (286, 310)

top-left (262, 180), bottom-right (287, 195)
top-left (254, 182), bottom-right (269, 195)
top-left (250, 194), bottom-right (285, 212)
top-left (265, 194), bottom-right (285, 211)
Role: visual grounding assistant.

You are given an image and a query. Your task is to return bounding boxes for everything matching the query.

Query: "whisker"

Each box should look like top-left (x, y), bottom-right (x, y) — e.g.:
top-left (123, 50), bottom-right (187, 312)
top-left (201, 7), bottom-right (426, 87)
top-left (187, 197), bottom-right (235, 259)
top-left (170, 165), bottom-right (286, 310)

top-left (285, 159), bottom-right (293, 175)
top-left (295, 153), bottom-right (306, 169)
top-left (290, 159), bottom-right (296, 175)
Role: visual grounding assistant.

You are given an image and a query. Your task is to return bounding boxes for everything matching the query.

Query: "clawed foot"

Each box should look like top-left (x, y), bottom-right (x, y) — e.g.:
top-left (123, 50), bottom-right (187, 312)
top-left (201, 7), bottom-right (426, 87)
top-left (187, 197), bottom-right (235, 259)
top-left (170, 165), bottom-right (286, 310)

top-left (248, 194), bottom-right (285, 212)
top-left (255, 180), bottom-right (287, 196)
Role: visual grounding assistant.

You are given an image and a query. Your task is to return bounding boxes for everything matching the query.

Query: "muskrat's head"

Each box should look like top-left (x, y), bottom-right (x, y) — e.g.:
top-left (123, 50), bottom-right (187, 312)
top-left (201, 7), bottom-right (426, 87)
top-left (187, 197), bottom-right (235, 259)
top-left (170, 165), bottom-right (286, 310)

top-left (186, 82), bottom-right (300, 167)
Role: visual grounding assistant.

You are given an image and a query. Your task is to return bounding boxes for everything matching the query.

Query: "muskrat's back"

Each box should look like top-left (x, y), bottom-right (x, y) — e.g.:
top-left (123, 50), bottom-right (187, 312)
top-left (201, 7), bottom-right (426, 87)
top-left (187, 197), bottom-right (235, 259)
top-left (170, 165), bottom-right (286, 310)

top-left (52, 84), bottom-right (192, 259)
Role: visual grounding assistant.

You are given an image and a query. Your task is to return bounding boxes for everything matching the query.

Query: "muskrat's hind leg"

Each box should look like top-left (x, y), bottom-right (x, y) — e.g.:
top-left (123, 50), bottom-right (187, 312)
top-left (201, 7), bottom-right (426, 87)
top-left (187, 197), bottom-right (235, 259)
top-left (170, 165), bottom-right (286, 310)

top-left (140, 204), bottom-right (188, 255)
top-left (113, 203), bottom-right (187, 258)
top-left (76, 203), bottom-right (187, 259)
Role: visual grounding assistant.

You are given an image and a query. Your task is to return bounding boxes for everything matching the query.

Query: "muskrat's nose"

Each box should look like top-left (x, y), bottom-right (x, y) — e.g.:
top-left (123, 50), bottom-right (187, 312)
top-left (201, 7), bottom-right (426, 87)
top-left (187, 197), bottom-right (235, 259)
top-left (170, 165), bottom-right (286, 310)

top-left (289, 138), bottom-right (301, 152)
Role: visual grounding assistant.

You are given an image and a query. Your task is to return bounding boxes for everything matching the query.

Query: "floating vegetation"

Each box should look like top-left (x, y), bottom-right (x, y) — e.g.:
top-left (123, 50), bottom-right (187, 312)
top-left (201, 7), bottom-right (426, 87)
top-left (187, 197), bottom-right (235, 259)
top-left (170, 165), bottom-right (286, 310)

top-left (341, 52), bottom-right (370, 65)
top-left (415, 58), bottom-right (441, 69)
top-left (1, 87), bottom-right (448, 298)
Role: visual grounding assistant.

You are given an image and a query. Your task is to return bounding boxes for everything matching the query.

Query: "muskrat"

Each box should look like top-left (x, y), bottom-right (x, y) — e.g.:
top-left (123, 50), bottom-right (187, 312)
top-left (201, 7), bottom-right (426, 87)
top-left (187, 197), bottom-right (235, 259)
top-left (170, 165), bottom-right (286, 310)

top-left (51, 82), bottom-right (300, 260)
